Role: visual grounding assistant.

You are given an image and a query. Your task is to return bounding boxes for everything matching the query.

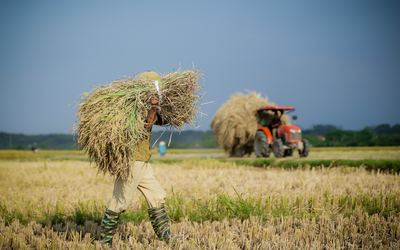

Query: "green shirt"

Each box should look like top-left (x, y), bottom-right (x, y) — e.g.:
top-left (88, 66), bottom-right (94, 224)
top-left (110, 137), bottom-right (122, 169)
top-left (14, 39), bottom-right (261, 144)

top-left (134, 111), bottom-right (167, 162)
top-left (134, 111), bottom-right (155, 162)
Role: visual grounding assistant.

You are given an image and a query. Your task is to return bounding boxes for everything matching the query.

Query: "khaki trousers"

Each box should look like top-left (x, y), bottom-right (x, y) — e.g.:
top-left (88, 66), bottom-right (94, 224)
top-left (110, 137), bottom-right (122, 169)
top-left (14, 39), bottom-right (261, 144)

top-left (108, 161), bottom-right (166, 213)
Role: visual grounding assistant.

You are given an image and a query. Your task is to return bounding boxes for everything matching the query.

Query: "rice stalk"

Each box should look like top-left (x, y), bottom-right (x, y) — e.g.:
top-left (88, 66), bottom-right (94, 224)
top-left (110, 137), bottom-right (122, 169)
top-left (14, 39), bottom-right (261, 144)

top-left (74, 67), bottom-right (204, 180)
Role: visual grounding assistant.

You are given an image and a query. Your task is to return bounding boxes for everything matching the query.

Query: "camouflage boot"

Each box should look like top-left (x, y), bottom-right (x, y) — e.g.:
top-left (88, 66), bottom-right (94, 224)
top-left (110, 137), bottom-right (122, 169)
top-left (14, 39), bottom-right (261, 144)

top-left (100, 208), bottom-right (121, 246)
top-left (148, 205), bottom-right (189, 244)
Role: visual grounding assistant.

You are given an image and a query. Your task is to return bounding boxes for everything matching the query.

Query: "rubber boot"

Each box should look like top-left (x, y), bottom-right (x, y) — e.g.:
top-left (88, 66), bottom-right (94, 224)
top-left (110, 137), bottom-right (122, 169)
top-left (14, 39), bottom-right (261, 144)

top-left (100, 208), bottom-right (121, 246)
top-left (148, 205), bottom-right (189, 244)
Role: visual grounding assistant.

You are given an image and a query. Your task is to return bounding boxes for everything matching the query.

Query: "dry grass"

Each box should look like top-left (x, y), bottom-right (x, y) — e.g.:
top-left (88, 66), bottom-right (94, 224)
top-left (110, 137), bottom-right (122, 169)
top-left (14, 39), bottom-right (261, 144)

top-left (148, 148), bottom-right (400, 161)
top-left (1, 159), bottom-right (399, 249)
top-left (298, 149), bottom-right (400, 160)
top-left (2, 212), bottom-right (399, 249)
top-left (211, 91), bottom-right (290, 156)
top-left (74, 67), bottom-right (203, 181)
top-left (311, 146), bottom-right (400, 151)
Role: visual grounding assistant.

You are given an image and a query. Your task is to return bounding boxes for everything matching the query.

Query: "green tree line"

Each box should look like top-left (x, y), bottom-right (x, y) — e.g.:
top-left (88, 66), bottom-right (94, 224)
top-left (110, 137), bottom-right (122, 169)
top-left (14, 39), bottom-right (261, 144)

top-left (1, 123), bottom-right (399, 150)
top-left (0, 132), bottom-right (78, 150)
top-left (304, 124), bottom-right (400, 147)
top-left (0, 130), bottom-right (216, 150)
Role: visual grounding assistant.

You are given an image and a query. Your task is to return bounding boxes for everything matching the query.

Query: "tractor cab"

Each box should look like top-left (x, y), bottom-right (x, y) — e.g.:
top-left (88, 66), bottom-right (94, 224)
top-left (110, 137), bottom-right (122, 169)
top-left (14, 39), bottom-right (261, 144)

top-left (254, 106), bottom-right (310, 158)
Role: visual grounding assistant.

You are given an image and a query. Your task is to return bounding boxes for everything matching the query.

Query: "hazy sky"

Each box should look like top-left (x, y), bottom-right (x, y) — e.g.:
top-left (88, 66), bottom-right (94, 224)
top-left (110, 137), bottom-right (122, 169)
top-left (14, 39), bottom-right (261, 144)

top-left (1, 0), bottom-right (399, 134)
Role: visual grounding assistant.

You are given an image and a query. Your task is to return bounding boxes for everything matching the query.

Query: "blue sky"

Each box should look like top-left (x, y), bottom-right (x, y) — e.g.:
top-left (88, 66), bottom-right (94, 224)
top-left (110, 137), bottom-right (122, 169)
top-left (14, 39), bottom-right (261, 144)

top-left (1, 0), bottom-right (399, 134)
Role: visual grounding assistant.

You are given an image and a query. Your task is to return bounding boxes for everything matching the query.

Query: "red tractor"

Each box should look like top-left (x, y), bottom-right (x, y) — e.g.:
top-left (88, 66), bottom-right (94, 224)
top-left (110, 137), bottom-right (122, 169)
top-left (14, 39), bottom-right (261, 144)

top-left (253, 106), bottom-right (310, 158)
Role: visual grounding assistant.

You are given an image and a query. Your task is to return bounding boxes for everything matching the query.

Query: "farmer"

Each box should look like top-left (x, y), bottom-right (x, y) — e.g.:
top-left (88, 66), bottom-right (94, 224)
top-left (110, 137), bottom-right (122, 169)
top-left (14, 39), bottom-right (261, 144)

top-left (269, 112), bottom-right (281, 138)
top-left (100, 71), bottom-right (189, 246)
top-left (158, 141), bottom-right (166, 157)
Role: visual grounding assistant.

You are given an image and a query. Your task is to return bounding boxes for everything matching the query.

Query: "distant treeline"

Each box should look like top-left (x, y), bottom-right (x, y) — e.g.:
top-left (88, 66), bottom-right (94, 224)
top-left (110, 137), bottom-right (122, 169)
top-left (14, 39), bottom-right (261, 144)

top-left (0, 130), bottom-right (216, 150)
top-left (304, 124), bottom-right (400, 147)
top-left (1, 123), bottom-right (399, 150)
top-left (0, 133), bottom-right (78, 150)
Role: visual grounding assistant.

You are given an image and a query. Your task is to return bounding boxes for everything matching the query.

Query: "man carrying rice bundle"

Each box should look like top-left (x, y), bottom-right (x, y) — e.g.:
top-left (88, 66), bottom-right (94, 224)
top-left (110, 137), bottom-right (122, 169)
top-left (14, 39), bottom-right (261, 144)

top-left (74, 68), bottom-right (203, 247)
top-left (100, 79), bottom-right (188, 246)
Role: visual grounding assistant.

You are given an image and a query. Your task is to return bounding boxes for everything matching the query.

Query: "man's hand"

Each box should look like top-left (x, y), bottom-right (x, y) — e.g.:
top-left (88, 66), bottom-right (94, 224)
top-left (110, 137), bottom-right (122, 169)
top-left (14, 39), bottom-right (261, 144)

top-left (146, 96), bottom-right (160, 130)
top-left (146, 109), bottom-right (156, 130)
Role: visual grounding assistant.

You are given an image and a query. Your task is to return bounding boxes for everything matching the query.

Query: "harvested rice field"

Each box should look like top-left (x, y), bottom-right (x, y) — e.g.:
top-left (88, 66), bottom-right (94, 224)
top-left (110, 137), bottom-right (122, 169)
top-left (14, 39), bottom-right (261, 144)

top-left (148, 147), bottom-right (400, 161)
top-left (1, 156), bottom-right (400, 249)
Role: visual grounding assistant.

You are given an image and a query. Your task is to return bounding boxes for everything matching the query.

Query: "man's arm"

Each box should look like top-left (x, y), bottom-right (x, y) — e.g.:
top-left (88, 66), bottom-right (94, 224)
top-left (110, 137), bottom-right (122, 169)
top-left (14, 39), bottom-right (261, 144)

top-left (271, 119), bottom-right (282, 128)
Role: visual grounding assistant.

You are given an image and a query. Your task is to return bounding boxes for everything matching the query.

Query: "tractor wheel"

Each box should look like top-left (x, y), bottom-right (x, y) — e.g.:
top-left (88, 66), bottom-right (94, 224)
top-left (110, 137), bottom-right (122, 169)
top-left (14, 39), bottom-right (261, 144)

top-left (280, 134), bottom-right (286, 144)
top-left (254, 131), bottom-right (270, 157)
top-left (299, 139), bottom-right (310, 157)
top-left (284, 149), bottom-right (294, 157)
top-left (273, 139), bottom-right (285, 158)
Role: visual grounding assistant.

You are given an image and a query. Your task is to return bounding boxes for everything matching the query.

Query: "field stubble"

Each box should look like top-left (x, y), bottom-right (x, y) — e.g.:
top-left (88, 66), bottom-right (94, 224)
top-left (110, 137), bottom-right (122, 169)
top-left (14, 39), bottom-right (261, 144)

top-left (0, 159), bottom-right (399, 249)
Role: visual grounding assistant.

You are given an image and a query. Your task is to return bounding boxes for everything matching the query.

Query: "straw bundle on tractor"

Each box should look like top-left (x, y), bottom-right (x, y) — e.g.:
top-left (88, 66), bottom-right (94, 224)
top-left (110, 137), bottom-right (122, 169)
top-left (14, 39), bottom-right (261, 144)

top-left (74, 67), bottom-right (203, 180)
top-left (211, 91), bottom-right (290, 156)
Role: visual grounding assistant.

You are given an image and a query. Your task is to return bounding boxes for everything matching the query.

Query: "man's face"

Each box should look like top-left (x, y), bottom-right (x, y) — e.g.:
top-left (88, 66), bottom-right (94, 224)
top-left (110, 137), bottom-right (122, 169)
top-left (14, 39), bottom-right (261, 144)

top-left (274, 113), bottom-right (278, 119)
top-left (150, 96), bottom-right (159, 105)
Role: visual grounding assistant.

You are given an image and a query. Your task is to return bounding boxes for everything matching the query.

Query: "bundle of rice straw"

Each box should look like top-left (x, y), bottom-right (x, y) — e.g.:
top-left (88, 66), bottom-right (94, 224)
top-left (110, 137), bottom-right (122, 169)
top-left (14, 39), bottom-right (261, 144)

top-left (211, 91), bottom-right (290, 155)
top-left (74, 67), bottom-right (203, 180)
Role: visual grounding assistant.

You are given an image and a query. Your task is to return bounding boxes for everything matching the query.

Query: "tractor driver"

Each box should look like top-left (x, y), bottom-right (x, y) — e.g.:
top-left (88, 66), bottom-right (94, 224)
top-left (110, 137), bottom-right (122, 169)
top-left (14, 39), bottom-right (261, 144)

top-left (269, 112), bottom-right (281, 138)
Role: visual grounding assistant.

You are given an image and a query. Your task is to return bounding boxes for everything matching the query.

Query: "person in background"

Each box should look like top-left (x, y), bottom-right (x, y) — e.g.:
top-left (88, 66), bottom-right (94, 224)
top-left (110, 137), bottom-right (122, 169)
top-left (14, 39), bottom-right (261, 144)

top-left (269, 111), bottom-right (281, 138)
top-left (158, 141), bottom-right (166, 157)
top-left (29, 142), bottom-right (38, 153)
